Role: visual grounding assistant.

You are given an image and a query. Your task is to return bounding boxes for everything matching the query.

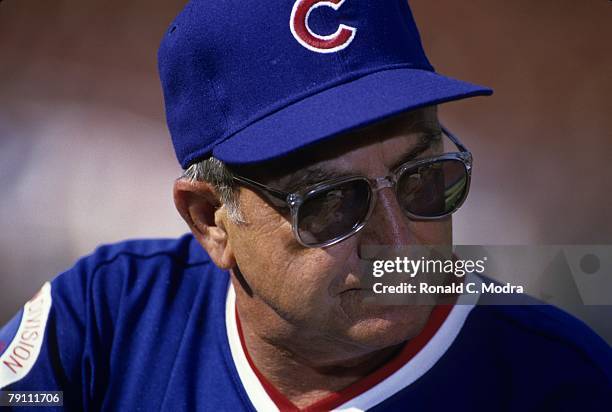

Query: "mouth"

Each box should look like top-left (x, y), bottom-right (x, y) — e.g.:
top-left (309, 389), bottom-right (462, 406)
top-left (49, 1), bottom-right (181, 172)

top-left (339, 287), bottom-right (365, 295)
top-left (335, 271), bottom-right (368, 296)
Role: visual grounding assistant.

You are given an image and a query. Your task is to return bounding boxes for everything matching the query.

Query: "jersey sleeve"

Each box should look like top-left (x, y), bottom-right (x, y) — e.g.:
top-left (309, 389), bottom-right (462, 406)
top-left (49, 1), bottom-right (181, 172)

top-left (0, 250), bottom-right (122, 411)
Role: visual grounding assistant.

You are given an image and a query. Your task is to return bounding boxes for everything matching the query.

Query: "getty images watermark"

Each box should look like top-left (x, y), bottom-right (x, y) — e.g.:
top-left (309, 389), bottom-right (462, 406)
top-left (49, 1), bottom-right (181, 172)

top-left (358, 245), bottom-right (612, 306)
top-left (369, 256), bottom-right (512, 295)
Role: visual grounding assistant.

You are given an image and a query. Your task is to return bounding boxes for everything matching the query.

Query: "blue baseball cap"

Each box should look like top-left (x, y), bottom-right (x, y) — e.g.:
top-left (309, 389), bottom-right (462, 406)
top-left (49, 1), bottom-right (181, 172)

top-left (158, 0), bottom-right (492, 168)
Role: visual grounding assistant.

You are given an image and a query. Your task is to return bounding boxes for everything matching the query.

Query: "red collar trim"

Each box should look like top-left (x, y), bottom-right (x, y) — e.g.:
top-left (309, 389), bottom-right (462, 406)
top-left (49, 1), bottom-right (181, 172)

top-left (235, 304), bottom-right (453, 411)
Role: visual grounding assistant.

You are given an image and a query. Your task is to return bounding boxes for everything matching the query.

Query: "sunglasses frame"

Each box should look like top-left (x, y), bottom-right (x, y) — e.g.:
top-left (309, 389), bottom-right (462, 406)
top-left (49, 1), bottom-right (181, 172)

top-left (232, 127), bottom-right (472, 248)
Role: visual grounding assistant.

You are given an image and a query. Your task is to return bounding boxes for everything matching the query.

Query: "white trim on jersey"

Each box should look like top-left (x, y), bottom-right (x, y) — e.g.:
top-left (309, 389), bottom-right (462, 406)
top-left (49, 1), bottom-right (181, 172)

top-left (333, 302), bottom-right (475, 411)
top-left (226, 284), bottom-right (280, 412)
top-left (0, 282), bottom-right (53, 389)
top-left (226, 276), bottom-right (478, 411)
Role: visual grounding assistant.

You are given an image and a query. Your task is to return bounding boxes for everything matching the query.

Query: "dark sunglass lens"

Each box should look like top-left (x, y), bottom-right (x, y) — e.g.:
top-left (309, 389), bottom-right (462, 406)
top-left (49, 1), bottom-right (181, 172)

top-left (297, 180), bottom-right (371, 246)
top-left (397, 160), bottom-right (468, 217)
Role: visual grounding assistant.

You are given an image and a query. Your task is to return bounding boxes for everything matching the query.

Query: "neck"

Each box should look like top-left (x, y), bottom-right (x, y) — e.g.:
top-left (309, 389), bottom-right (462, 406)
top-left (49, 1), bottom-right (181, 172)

top-left (233, 280), bottom-right (404, 409)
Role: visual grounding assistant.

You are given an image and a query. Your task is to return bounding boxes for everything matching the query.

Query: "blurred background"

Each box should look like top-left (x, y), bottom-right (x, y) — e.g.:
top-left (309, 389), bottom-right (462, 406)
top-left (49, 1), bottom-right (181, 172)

top-left (1, 1), bottom-right (611, 340)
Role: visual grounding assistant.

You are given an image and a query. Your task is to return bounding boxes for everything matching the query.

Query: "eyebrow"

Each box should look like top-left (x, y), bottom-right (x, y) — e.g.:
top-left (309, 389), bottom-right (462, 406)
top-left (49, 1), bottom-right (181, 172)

top-left (389, 130), bottom-right (442, 170)
top-left (282, 130), bottom-right (442, 192)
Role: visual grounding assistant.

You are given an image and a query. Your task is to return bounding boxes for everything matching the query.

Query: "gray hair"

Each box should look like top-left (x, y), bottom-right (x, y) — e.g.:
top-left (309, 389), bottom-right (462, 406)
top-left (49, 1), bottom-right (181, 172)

top-left (182, 157), bottom-right (245, 223)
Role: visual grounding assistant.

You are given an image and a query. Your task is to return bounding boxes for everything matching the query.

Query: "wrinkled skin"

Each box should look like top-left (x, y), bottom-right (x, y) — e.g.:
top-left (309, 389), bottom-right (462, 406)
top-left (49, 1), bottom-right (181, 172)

top-left (174, 106), bottom-right (452, 405)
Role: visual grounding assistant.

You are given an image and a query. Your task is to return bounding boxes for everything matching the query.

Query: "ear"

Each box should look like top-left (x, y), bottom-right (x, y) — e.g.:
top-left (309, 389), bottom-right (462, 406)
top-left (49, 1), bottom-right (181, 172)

top-left (173, 179), bottom-right (236, 269)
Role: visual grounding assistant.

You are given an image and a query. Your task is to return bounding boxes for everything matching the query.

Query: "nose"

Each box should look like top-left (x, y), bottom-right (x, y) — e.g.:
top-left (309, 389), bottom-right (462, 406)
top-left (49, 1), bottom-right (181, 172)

top-left (357, 186), bottom-right (416, 248)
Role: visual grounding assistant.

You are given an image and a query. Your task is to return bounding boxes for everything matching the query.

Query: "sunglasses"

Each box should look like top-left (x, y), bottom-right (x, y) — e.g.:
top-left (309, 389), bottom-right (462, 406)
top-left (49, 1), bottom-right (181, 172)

top-left (232, 127), bottom-right (472, 248)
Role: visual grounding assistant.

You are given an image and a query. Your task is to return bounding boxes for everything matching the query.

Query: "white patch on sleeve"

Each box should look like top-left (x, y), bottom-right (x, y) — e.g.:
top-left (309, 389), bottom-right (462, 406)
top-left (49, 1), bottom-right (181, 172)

top-left (0, 282), bottom-right (52, 389)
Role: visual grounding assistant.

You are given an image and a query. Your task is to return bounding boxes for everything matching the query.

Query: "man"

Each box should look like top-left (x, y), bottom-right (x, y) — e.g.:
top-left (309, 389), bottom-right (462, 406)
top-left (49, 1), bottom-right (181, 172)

top-left (1, 0), bottom-right (610, 411)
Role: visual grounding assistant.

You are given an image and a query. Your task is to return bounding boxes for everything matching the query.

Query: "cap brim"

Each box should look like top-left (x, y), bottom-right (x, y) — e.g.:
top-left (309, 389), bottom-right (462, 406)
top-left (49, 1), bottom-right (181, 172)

top-left (213, 68), bottom-right (492, 165)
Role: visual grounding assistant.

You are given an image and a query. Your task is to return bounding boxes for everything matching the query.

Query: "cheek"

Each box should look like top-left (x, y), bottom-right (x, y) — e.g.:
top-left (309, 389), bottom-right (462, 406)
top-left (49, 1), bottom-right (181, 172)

top-left (230, 193), bottom-right (354, 322)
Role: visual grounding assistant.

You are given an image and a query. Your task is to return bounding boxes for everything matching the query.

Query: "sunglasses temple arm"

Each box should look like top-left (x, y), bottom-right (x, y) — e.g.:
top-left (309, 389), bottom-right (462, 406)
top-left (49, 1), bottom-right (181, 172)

top-left (441, 126), bottom-right (469, 154)
top-left (232, 175), bottom-right (291, 209)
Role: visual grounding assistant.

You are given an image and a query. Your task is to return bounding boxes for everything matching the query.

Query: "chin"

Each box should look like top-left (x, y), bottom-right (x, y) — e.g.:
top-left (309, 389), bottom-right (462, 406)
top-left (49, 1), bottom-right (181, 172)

top-left (339, 299), bottom-right (434, 349)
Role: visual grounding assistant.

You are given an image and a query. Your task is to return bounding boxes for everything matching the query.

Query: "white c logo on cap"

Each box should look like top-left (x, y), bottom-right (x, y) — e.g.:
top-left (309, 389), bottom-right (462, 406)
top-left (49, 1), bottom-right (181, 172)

top-left (290, 0), bottom-right (357, 53)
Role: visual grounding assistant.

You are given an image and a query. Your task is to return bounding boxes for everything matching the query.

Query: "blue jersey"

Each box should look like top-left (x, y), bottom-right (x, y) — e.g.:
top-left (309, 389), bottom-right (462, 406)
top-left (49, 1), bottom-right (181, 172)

top-left (1, 234), bottom-right (610, 411)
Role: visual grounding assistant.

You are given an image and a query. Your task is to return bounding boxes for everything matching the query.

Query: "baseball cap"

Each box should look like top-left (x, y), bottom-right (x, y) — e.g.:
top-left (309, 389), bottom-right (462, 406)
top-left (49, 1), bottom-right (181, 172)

top-left (158, 0), bottom-right (492, 168)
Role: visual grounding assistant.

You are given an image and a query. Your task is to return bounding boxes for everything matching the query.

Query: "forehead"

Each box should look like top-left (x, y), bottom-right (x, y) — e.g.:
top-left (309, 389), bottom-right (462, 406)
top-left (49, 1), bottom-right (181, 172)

top-left (236, 107), bottom-right (440, 184)
top-left (323, 106), bottom-right (440, 164)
